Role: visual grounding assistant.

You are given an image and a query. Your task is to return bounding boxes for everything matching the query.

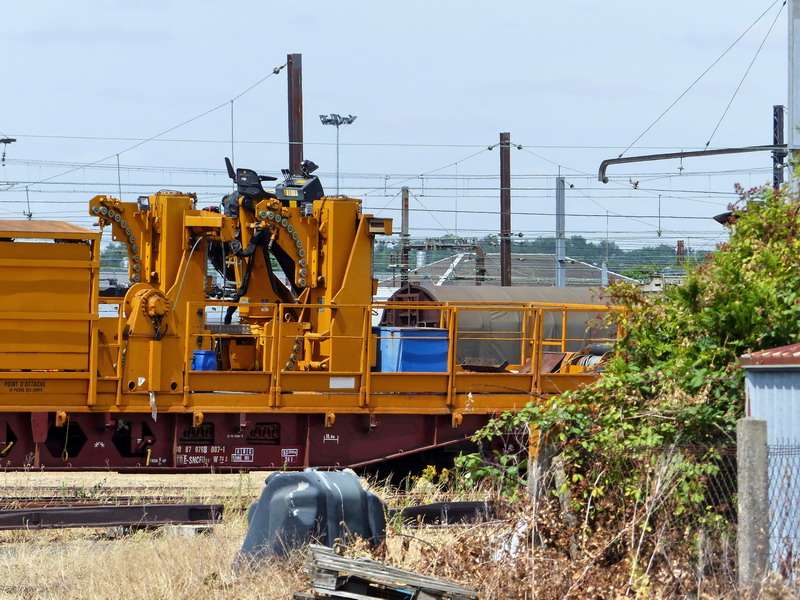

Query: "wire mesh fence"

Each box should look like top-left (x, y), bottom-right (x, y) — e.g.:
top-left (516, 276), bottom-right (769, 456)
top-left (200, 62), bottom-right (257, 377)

top-left (611, 444), bottom-right (739, 591)
top-left (661, 445), bottom-right (738, 578)
top-left (549, 443), bottom-right (741, 594)
top-left (526, 434), bottom-right (800, 593)
top-left (767, 443), bottom-right (800, 579)
top-left (622, 445), bottom-right (738, 521)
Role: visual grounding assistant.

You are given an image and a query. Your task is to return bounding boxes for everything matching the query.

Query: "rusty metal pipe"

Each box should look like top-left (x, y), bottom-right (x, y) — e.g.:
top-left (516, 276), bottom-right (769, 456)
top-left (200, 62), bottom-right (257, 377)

top-left (598, 145), bottom-right (785, 183)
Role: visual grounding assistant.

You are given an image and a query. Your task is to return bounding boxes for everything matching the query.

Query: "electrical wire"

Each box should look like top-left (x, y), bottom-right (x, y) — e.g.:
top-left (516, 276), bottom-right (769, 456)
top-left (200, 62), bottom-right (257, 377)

top-left (4, 133), bottom-right (718, 151)
top-left (705, 0), bottom-right (786, 148)
top-left (407, 189), bottom-right (452, 235)
top-left (512, 142), bottom-right (675, 233)
top-left (0, 178), bottom-right (749, 196)
top-left (362, 207), bottom-right (718, 220)
top-left (619, 0), bottom-right (784, 157)
top-left (388, 226), bottom-right (722, 236)
top-left (0, 138), bottom-right (746, 252)
top-left (363, 147), bottom-right (491, 198)
top-left (10, 62), bottom-right (287, 192)
top-left (2, 157), bottom-right (774, 183)
top-left (516, 145), bottom-right (661, 204)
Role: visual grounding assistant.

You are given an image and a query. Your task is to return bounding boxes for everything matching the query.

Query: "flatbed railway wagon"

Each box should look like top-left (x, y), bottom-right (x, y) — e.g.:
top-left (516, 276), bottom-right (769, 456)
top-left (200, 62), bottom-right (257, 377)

top-left (0, 161), bottom-right (613, 469)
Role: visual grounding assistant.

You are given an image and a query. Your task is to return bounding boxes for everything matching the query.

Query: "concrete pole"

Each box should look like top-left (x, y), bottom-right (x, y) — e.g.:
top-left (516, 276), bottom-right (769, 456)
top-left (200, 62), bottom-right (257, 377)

top-left (790, 1), bottom-right (800, 186)
top-left (401, 186), bottom-right (410, 285)
top-left (555, 177), bottom-right (566, 287)
top-left (500, 132), bottom-right (511, 286)
top-left (774, 105), bottom-right (787, 191)
top-left (287, 53), bottom-right (303, 174)
top-left (737, 417), bottom-right (770, 593)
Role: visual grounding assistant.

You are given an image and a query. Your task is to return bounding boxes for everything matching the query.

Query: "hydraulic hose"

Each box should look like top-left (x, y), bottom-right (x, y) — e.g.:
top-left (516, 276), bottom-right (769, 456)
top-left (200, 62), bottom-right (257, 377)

top-left (237, 228), bottom-right (268, 258)
top-left (224, 230), bottom-right (276, 325)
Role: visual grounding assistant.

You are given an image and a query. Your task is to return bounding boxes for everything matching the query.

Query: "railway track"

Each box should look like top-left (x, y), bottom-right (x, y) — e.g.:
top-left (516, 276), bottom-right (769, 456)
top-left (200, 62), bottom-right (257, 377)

top-left (0, 502), bottom-right (224, 531)
top-left (0, 495), bottom-right (208, 509)
top-left (0, 492), bottom-right (494, 530)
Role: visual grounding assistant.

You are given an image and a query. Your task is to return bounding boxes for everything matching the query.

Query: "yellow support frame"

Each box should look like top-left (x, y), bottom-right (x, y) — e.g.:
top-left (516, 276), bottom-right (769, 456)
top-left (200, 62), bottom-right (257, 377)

top-left (0, 297), bottom-right (616, 417)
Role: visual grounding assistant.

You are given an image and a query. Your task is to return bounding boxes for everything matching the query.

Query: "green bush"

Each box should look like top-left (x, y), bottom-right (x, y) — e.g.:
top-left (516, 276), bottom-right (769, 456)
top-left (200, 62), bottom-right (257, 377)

top-left (457, 182), bottom-right (800, 515)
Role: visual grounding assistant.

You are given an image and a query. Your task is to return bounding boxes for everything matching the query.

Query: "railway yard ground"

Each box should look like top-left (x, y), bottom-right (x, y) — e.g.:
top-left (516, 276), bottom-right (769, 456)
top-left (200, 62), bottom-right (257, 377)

top-left (0, 470), bottom-right (513, 600)
top-left (0, 470), bottom-right (747, 600)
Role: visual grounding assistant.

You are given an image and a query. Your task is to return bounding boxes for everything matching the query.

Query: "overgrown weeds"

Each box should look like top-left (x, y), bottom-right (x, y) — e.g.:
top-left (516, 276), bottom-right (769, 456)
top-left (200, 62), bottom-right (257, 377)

top-left (436, 183), bottom-right (800, 596)
top-left (373, 462), bottom-right (739, 600)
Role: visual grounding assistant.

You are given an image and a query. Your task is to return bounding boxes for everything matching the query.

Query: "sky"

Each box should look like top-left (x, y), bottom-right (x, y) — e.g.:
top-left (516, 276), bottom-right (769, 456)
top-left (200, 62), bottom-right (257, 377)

top-left (0, 0), bottom-right (790, 255)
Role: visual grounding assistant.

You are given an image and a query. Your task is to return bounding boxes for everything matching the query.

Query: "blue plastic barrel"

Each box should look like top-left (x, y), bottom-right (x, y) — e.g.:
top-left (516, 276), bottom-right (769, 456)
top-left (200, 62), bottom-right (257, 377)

top-left (373, 326), bottom-right (449, 372)
top-left (191, 350), bottom-right (217, 371)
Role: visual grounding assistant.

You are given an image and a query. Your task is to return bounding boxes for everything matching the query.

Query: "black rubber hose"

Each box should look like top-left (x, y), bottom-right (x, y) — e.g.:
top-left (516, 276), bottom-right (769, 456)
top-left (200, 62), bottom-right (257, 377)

top-left (237, 229), bottom-right (268, 258)
top-left (262, 241), bottom-right (295, 305)
top-left (225, 248), bottom-right (259, 325)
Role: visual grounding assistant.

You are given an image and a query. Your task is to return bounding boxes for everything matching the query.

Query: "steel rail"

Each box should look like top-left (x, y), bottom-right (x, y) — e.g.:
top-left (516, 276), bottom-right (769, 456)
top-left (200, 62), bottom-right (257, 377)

top-left (0, 503), bottom-right (223, 530)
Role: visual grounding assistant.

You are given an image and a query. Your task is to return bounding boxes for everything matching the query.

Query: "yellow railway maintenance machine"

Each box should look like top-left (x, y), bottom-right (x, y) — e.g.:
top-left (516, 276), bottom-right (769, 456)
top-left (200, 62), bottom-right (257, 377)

top-left (0, 159), bottom-right (613, 469)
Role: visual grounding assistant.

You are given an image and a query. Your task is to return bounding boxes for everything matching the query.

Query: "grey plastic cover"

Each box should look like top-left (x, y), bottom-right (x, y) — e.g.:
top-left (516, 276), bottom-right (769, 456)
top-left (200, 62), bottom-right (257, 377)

top-left (235, 470), bottom-right (386, 565)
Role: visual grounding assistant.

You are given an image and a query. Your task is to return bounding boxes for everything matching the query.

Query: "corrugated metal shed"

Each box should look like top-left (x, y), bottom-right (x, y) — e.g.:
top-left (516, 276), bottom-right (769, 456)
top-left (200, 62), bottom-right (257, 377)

top-left (740, 343), bottom-right (800, 571)
top-left (741, 343), bottom-right (800, 441)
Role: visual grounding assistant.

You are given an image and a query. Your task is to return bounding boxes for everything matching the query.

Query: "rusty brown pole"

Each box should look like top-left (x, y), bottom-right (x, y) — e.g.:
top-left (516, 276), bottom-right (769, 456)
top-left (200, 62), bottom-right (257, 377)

top-left (500, 132), bottom-right (512, 286)
top-left (401, 186), bottom-right (410, 284)
top-left (287, 53), bottom-right (303, 174)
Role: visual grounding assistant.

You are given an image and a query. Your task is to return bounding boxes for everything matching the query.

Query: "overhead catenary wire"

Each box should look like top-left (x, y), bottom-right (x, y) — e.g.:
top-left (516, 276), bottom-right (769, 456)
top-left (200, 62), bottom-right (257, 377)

top-left (516, 144), bottom-right (665, 202)
top-left (365, 147), bottom-right (492, 200)
top-left (0, 156), bottom-right (774, 182)
top-left (0, 129), bottom-right (746, 252)
top-left (362, 207), bottom-right (719, 220)
top-left (0, 133), bottom-right (728, 151)
top-left (490, 139), bottom-right (665, 237)
top-left (407, 189), bottom-right (453, 235)
top-left (0, 177), bottom-right (749, 195)
top-left (618, 0), bottom-right (784, 158)
top-left (8, 62), bottom-right (287, 192)
top-left (704, 0), bottom-right (786, 148)
top-left (512, 142), bottom-right (674, 234)
top-left (0, 176), bottom-right (732, 190)
top-left (374, 227), bottom-right (720, 239)
top-left (565, 176), bottom-right (676, 234)
top-left (5, 188), bottom-right (742, 203)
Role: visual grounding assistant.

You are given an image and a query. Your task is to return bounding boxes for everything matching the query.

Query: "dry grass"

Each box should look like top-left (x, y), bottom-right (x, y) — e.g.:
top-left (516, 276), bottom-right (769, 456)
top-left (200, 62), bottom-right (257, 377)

top-left (0, 514), bottom-right (306, 600)
top-left (0, 470), bottom-right (271, 508)
top-left (0, 471), bottom-right (304, 600)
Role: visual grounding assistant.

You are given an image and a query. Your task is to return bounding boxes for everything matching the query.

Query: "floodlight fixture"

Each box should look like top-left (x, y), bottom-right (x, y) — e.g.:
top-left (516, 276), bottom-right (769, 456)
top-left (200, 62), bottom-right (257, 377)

top-left (319, 113), bottom-right (357, 194)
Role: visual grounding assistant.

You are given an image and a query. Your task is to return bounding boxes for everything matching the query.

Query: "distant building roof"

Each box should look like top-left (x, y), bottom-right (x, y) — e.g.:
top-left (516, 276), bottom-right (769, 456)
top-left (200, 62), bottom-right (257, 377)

top-left (379, 252), bottom-right (636, 287)
top-left (641, 270), bottom-right (687, 293)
